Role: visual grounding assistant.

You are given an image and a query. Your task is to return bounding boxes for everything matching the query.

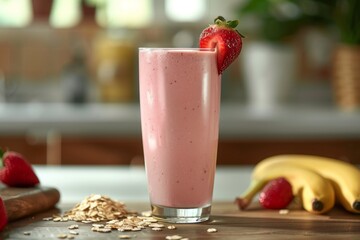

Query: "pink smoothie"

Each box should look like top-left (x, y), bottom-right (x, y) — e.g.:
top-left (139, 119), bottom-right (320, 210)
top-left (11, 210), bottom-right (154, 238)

top-left (139, 48), bottom-right (221, 208)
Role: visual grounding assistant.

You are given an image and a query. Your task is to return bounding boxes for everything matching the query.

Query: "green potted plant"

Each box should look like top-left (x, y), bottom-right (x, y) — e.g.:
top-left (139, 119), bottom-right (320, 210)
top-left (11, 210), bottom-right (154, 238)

top-left (331, 0), bottom-right (360, 111)
top-left (236, 0), bottom-right (334, 110)
top-left (236, 0), bottom-right (304, 43)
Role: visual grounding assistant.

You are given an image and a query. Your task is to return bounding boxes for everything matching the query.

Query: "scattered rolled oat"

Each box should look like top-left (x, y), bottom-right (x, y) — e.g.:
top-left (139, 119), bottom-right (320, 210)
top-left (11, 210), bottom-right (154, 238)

top-left (68, 224), bottom-right (79, 230)
top-left (52, 216), bottom-right (69, 222)
top-left (92, 223), bottom-right (105, 228)
top-left (141, 211), bottom-right (152, 217)
top-left (98, 228), bottom-right (112, 233)
top-left (68, 230), bottom-right (79, 235)
top-left (23, 232), bottom-right (31, 235)
top-left (119, 235), bottom-right (132, 239)
top-left (152, 227), bottom-right (163, 231)
top-left (118, 226), bottom-right (134, 232)
top-left (131, 227), bottom-right (142, 231)
top-left (167, 225), bottom-right (176, 230)
top-left (149, 223), bottom-right (165, 228)
top-left (92, 226), bottom-right (112, 233)
top-left (107, 216), bottom-right (158, 232)
top-left (53, 217), bottom-right (62, 222)
top-left (42, 217), bottom-right (53, 221)
top-left (279, 209), bottom-right (289, 215)
top-left (82, 220), bottom-right (93, 224)
top-left (207, 228), bottom-right (217, 233)
top-left (67, 236), bottom-right (75, 239)
top-left (57, 234), bottom-right (68, 239)
top-left (165, 235), bottom-right (183, 240)
top-left (143, 217), bottom-right (158, 223)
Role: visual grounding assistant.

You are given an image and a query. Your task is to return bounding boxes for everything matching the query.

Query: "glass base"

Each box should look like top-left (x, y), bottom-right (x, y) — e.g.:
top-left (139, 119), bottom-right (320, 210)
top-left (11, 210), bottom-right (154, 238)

top-left (151, 204), bottom-right (211, 223)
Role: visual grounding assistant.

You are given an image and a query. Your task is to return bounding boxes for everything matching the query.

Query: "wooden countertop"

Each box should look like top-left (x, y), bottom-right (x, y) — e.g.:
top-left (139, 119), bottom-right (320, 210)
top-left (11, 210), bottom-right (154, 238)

top-left (1, 202), bottom-right (360, 239)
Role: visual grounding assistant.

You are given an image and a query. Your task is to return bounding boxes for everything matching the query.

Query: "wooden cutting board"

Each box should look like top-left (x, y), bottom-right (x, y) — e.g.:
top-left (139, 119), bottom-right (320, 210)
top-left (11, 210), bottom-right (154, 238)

top-left (0, 185), bottom-right (60, 221)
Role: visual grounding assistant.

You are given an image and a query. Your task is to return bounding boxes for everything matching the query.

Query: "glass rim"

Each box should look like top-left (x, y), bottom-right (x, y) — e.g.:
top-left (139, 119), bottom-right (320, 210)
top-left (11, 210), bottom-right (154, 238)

top-left (139, 47), bottom-right (216, 52)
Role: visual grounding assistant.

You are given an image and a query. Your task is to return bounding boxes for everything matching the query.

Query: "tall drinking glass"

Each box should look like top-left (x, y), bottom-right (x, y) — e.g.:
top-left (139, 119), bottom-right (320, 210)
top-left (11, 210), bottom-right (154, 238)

top-left (139, 48), bottom-right (221, 223)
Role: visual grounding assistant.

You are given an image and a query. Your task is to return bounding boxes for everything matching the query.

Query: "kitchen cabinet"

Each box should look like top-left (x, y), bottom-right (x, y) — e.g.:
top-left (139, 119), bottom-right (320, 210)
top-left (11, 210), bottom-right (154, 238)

top-left (61, 137), bottom-right (143, 165)
top-left (0, 136), bottom-right (47, 164)
top-left (56, 137), bottom-right (360, 165)
top-left (0, 136), bottom-right (144, 165)
top-left (1, 136), bottom-right (359, 165)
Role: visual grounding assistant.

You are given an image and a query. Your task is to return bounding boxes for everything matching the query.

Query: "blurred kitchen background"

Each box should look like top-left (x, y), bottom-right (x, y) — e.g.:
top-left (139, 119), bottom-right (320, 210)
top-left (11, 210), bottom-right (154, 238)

top-left (0, 0), bottom-right (359, 166)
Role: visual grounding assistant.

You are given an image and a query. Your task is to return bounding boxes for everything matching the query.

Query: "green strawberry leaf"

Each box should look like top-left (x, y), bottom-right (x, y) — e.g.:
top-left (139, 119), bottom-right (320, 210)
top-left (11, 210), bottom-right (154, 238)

top-left (0, 149), bottom-right (4, 168)
top-left (227, 20), bottom-right (239, 28)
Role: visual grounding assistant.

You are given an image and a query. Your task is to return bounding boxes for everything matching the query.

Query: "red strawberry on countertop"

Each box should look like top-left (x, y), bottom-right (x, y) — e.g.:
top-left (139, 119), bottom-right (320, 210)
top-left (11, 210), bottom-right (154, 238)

top-left (199, 16), bottom-right (244, 74)
top-left (0, 197), bottom-right (7, 231)
top-left (0, 150), bottom-right (40, 187)
top-left (259, 177), bottom-right (294, 209)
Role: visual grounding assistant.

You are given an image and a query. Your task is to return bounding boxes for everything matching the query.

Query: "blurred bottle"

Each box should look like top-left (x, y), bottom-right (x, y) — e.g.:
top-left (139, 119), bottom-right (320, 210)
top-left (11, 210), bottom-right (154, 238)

top-left (61, 50), bottom-right (88, 104)
top-left (0, 71), bottom-right (5, 102)
top-left (93, 33), bottom-right (136, 103)
top-left (332, 45), bottom-right (360, 111)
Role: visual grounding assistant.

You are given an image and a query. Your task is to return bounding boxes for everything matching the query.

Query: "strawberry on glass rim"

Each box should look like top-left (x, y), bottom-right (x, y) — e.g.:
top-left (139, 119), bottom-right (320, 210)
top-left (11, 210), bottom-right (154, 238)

top-left (199, 16), bottom-right (244, 74)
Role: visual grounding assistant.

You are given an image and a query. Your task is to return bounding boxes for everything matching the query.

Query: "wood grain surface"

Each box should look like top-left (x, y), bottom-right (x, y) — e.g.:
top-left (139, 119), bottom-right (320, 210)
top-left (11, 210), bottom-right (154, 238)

top-left (0, 186), bottom-right (60, 221)
top-left (1, 201), bottom-right (360, 239)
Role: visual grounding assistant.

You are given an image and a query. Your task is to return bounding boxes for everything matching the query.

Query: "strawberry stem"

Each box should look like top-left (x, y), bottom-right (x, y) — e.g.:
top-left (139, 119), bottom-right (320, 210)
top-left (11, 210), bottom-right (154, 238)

top-left (214, 16), bottom-right (238, 28)
top-left (214, 16), bottom-right (225, 23)
top-left (214, 16), bottom-right (245, 38)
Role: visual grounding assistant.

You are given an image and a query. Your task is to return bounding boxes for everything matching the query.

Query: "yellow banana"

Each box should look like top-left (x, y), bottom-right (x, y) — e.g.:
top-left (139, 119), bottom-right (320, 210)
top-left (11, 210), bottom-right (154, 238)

top-left (236, 162), bottom-right (335, 214)
top-left (259, 155), bottom-right (360, 213)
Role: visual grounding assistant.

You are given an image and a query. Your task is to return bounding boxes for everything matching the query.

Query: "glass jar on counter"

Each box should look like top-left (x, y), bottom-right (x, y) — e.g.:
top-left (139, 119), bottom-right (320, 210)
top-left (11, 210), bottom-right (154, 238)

top-left (93, 33), bottom-right (136, 103)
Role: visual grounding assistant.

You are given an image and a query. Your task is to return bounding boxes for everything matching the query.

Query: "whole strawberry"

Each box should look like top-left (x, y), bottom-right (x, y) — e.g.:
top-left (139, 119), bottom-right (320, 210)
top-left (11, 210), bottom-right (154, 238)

top-left (259, 177), bottom-right (293, 209)
top-left (199, 16), bottom-right (243, 74)
top-left (0, 150), bottom-right (40, 187)
top-left (0, 197), bottom-right (7, 231)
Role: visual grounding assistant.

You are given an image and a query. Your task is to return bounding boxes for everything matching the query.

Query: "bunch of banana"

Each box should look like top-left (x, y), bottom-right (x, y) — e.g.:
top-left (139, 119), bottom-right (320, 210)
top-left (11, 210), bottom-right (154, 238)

top-left (236, 154), bottom-right (360, 214)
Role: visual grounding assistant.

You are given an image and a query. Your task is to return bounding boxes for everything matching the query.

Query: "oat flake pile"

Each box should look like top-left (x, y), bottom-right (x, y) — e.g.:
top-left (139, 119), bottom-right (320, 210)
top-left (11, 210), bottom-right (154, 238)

top-left (63, 194), bottom-right (130, 222)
